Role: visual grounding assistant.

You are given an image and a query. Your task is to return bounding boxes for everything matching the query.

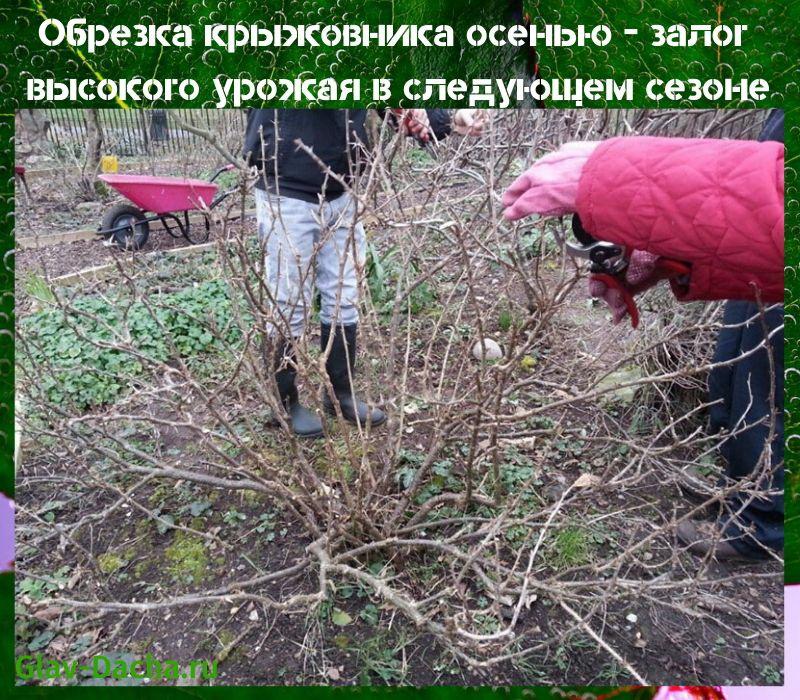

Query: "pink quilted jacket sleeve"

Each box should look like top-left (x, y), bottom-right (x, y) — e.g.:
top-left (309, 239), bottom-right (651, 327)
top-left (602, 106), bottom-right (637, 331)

top-left (575, 136), bottom-right (784, 303)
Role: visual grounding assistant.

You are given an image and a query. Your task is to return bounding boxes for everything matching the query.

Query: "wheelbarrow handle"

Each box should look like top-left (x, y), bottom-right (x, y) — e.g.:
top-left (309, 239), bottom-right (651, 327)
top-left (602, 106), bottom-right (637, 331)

top-left (209, 163), bottom-right (237, 183)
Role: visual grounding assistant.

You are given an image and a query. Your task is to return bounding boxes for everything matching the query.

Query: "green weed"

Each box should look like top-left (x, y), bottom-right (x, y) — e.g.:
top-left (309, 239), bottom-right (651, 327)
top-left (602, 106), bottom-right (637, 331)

top-left (550, 526), bottom-right (593, 569)
top-left (365, 241), bottom-right (437, 317)
top-left (356, 631), bottom-right (408, 685)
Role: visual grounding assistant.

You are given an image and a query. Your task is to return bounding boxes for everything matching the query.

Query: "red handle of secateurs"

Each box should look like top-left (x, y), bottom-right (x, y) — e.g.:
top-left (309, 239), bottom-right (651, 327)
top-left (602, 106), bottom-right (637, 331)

top-left (592, 273), bottom-right (641, 329)
top-left (592, 258), bottom-right (691, 329)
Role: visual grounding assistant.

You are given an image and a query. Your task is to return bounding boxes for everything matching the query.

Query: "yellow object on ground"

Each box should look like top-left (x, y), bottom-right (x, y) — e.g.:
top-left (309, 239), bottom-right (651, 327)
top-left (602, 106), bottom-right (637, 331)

top-left (100, 155), bottom-right (119, 173)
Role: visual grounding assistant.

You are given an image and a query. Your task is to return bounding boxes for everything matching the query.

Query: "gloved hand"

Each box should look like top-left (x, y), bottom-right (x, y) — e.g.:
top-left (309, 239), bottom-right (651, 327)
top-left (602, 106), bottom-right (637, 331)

top-left (653, 688), bottom-right (724, 700)
top-left (0, 492), bottom-right (12, 573)
top-left (589, 250), bottom-right (659, 324)
top-left (502, 141), bottom-right (599, 220)
top-left (452, 109), bottom-right (487, 136)
top-left (401, 109), bottom-right (432, 141)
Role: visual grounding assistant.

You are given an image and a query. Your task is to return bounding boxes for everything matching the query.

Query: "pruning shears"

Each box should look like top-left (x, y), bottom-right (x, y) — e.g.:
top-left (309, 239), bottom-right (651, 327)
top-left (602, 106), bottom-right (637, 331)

top-left (566, 214), bottom-right (691, 329)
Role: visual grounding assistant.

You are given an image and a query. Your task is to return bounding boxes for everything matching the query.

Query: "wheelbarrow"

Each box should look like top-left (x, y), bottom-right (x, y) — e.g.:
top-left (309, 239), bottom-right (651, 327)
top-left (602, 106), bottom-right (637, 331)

top-left (97, 164), bottom-right (236, 250)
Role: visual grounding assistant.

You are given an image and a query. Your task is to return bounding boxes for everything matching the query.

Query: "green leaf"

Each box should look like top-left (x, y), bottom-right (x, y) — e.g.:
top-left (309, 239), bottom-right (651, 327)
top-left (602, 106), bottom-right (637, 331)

top-left (189, 500), bottom-right (211, 517)
top-left (156, 513), bottom-right (175, 535)
top-left (331, 609), bottom-right (353, 626)
top-left (359, 603), bottom-right (380, 626)
top-left (28, 630), bottom-right (55, 652)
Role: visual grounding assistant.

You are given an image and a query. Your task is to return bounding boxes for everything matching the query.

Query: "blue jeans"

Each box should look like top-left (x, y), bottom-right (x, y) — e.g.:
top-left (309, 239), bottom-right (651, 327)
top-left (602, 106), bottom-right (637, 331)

top-left (255, 189), bottom-right (366, 337)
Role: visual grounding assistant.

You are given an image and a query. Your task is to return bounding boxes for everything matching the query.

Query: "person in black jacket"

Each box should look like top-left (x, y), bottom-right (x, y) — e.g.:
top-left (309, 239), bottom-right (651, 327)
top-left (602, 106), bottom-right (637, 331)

top-left (245, 109), bottom-right (484, 438)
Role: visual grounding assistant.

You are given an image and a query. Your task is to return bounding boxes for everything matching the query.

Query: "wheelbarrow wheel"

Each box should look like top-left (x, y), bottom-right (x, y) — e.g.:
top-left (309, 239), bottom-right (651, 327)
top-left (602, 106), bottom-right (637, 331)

top-left (102, 203), bottom-right (150, 250)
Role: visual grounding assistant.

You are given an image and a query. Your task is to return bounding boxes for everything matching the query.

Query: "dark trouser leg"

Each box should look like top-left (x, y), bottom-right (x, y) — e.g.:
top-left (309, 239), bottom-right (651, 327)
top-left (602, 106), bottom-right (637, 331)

top-left (272, 339), bottom-right (324, 439)
top-left (320, 323), bottom-right (386, 427)
top-left (708, 301), bottom-right (784, 557)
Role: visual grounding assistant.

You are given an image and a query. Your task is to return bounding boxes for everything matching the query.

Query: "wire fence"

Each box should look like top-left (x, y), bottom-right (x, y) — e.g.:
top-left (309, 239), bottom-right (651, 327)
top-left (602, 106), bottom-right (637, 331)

top-left (42, 109), bottom-right (247, 158)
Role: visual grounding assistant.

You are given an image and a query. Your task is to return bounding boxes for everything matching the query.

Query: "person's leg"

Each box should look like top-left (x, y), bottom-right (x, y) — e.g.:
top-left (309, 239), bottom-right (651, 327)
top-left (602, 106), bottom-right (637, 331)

top-left (315, 194), bottom-right (386, 427)
top-left (256, 189), bottom-right (323, 438)
top-left (718, 302), bottom-right (784, 557)
top-left (678, 301), bottom-right (784, 559)
top-left (679, 301), bottom-right (748, 496)
top-left (707, 301), bottom-right (747, 436)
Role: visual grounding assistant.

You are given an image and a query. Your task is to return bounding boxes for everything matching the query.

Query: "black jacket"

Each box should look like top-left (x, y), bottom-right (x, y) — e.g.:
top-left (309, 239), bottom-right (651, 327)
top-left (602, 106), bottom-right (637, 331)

top-left (243, 109), bottom-right (452, 202)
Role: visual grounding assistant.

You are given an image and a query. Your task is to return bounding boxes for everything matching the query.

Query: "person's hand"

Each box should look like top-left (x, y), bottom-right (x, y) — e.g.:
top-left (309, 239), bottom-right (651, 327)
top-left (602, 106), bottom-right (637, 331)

top-left (401, 109), bottom-right (432, 141)
top-left (588, 250), bottom-right (660, 324)
top-left (0, 493), bottom-right (13, 572)
top-left (502, 141), bottom-right (599, 220)
top-left (452, 109), bottom-right (487, 136)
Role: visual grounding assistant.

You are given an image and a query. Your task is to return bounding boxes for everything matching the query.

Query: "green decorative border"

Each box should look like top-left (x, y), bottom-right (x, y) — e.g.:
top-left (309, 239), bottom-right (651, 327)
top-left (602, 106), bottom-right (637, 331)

top-left (2, 0), bottom-right (797, 695)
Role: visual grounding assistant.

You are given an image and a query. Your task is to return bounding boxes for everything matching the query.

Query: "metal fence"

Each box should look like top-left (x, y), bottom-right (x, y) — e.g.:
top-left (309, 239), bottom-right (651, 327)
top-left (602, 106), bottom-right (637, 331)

top-left (43, 109), bottom-right (247, 159)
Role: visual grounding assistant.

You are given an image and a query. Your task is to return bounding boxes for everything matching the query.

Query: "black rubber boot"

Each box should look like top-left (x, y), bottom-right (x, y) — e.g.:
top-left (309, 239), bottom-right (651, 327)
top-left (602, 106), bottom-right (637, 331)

top-left (273, 341), bottom-right (324, 439)
top-left (320, 323), bottom-right (386, 427)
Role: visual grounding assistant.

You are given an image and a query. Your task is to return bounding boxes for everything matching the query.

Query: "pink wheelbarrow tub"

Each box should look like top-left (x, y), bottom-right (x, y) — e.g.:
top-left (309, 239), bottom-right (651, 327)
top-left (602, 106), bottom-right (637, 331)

top-left (96, 164), bottom-right (236, 250)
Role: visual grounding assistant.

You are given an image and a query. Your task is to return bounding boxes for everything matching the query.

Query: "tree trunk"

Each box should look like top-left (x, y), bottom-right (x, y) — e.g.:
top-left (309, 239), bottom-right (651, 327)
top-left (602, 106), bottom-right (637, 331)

top-left (15, 109), bottom-right (52, 161)
top-left (81, 109), bottom-right (104, 199)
